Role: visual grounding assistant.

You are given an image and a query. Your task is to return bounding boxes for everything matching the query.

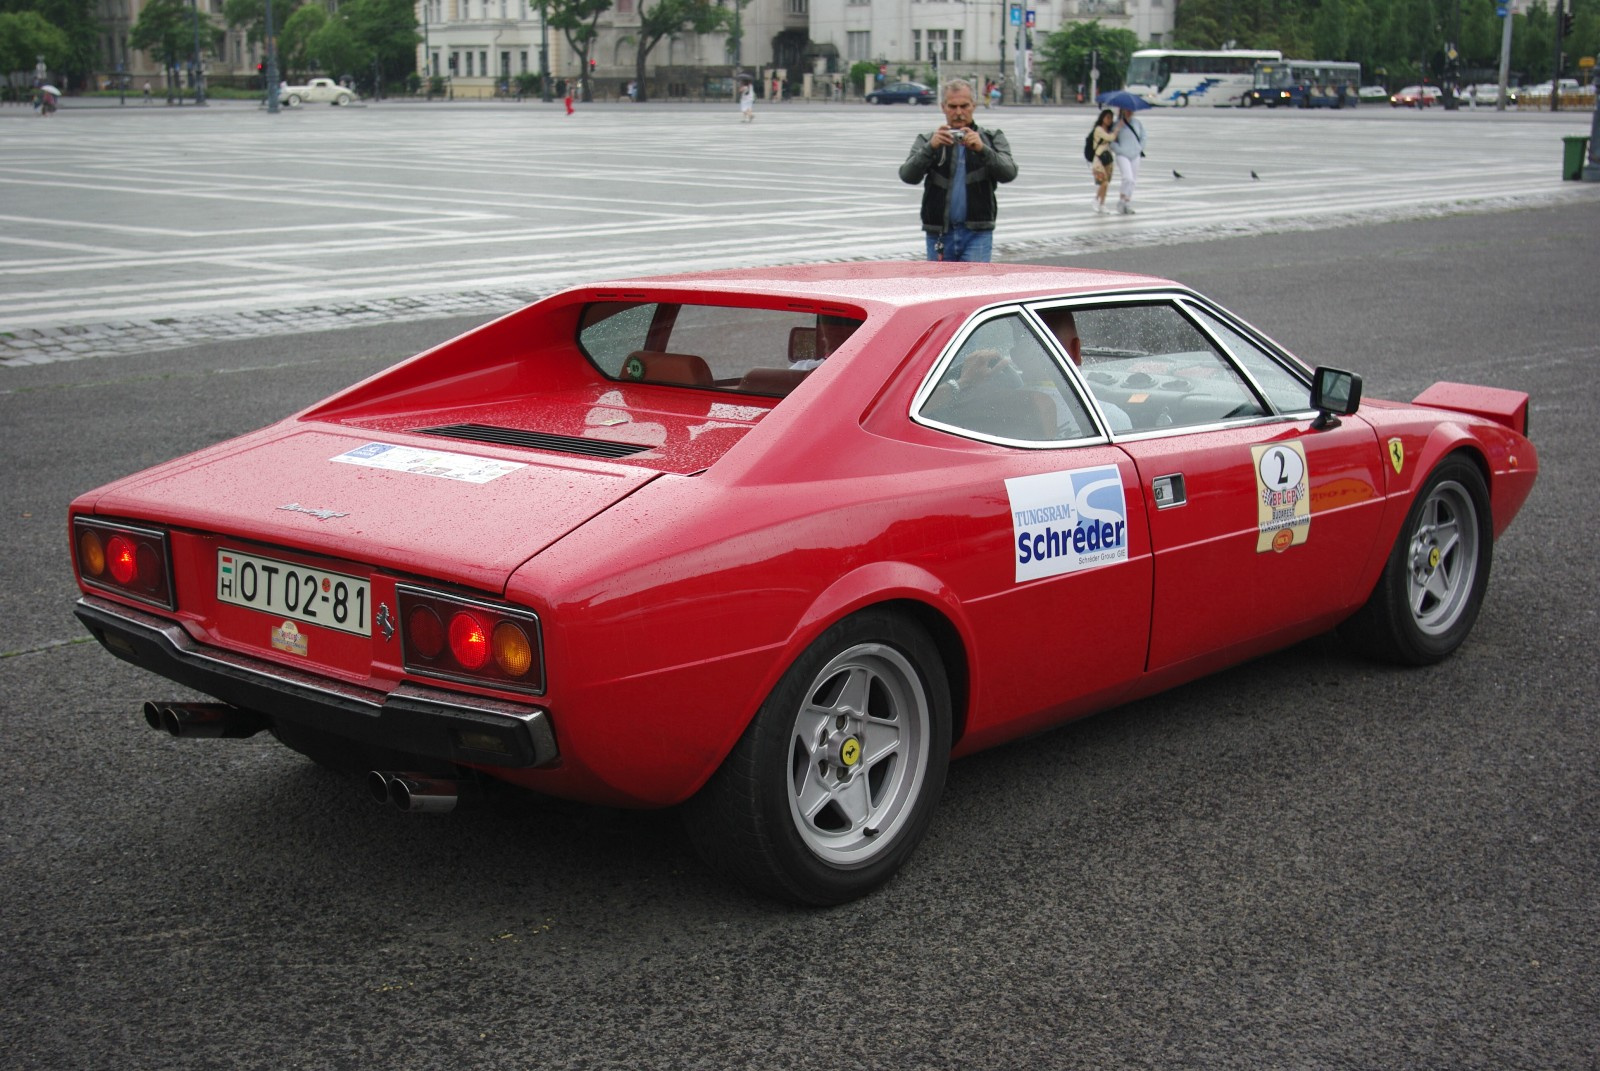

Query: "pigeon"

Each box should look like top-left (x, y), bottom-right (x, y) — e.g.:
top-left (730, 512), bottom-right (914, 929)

top-left (1251, 170), bottom-right (1260, 180)
top-left (1172, 169), bottom-right (1184, 179)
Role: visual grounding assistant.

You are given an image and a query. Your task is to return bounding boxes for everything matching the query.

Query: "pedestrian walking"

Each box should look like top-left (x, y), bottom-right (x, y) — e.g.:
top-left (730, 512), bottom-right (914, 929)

top-left (898, 79), bottom-right (1018, 262)
top-left (988, 80), bottom-right (1003, 108)
top-left (1088, 108), bottom-right (1116, 213)
top-left (142, 80), bottom-right (152, 104)
top-left (564, 86), bottom-right (574, 115)
top-left (739, 79), bottom-right (754, 122)
top-left (1111, 107), bottom-right (1146, 215)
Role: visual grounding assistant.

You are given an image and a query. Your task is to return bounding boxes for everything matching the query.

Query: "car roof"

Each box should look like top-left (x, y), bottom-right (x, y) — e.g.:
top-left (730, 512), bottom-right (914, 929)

top-left (568, 262), bottom-right (1172, 313)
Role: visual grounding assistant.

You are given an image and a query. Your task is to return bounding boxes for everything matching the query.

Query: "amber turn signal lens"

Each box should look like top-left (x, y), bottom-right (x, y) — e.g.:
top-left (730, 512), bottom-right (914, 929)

top-left (492, 622), bottom-right (533, 677)
top-left (79, 529), bottom-right (106, 578)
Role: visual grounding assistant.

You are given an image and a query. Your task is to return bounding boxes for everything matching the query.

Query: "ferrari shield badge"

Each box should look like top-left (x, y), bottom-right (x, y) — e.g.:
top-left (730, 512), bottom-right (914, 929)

top-left (1252, 442), bottom-right (1310, 553)
top-left (1387, 438), bottom-right (1405, 474)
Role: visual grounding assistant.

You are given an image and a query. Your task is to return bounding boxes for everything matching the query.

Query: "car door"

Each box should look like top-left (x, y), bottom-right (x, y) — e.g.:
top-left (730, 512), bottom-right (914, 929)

top-left (1063, 297), bottom-right (1385, 673)
top-left (910, 308), bottom-right (1154, 748)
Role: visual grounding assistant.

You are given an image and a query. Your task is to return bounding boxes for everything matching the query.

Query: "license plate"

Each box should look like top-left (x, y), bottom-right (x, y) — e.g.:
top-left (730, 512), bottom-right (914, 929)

top-left (217, 549), bottom-right (370, 637)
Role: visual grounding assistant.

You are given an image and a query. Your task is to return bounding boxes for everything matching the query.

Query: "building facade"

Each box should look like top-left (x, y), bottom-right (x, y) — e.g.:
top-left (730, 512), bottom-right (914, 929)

top-left (90, 0), bottom-right (1170, 95)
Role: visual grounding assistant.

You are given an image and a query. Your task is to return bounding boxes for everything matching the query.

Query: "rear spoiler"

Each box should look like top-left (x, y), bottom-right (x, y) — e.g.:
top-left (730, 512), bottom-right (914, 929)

top-left (1413, 382), bottom-right (1530, 437)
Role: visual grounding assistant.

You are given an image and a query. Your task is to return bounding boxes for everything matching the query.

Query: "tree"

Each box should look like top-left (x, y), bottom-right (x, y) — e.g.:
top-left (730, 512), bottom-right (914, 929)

top-left (0, 10), bottom-right (70, 78)
top-left (223, 0), bottom-right (306, 48)
top-left (1037, 20), bottom-right (1141, 91)
top-left (338, 0), bottom-right (418, 87)
top-left (277, 1), bottom-right (326, 78)
top-left (546, 0), bottom-right (609, 101)
top-left (130, 0), bottom-right (216, 94)
top-left (630, 0), bottom-right (728, 102)
top-left (0, 0), bottom-right (100, 88)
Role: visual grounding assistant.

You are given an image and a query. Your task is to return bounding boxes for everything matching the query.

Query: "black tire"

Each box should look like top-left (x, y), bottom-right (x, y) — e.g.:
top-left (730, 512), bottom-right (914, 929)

top-left (286, 93), bottom-right (301, 106)
top-left (1341, 454), bottom-right (1493, 665)
top-left (685, 610), bottom-right (952, 905)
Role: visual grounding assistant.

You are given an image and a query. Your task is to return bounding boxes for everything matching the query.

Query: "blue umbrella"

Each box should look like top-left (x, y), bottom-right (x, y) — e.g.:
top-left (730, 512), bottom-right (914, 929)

top-left (1097, 89), bottom-right (1151, 111)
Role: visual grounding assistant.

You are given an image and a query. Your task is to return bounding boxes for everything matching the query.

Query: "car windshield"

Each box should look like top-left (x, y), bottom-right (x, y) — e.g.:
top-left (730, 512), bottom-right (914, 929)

top-left (577, 301), bottom-right (863, 397)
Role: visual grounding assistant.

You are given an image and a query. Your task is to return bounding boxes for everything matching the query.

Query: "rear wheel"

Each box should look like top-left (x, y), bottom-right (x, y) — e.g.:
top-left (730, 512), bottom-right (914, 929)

top-left (286, 93), bottom-right (301, 106)
top-left (336, 92), bottom-right (351, 105)
top-left (686, 610), bottom-right (951, 905)
top-left (1342, 455), bottom-right (1492, 665)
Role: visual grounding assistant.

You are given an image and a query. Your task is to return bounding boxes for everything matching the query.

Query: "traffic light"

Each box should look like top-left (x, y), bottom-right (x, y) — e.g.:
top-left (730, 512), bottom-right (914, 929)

top-left (588, 58), bottom-right (596, 71)
top-left (1559, 11), bottom-right (1574, 36)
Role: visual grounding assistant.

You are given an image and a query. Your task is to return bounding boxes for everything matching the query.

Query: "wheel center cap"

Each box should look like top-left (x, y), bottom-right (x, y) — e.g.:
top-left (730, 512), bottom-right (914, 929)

top-left (1428, 547), bottom-right (1441, 570)
top-left (828, 731), bottom-right (862, 769)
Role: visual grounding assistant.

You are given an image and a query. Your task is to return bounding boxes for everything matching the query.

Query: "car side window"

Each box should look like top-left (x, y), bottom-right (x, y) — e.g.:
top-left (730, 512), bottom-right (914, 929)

top-left (1184, 304), bottom-right (1312, 414)
top-left (918, 313), bottom-right (1097, 444)
top-left (1071, 303), bottom-right (1267, 431)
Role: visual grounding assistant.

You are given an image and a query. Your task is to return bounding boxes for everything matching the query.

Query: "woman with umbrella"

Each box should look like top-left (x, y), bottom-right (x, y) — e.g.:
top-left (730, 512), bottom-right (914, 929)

top-left (1098, 89), bottom-right (1149, 215)
top-left (37, 83), bottom-right (61, 117)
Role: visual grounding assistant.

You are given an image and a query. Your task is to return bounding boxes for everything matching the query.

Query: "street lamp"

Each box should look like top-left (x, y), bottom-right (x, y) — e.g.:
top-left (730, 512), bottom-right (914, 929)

top-left (265, 0), bottom-right (280, 113)
top-left (191, 0), bottom-right (207, 105)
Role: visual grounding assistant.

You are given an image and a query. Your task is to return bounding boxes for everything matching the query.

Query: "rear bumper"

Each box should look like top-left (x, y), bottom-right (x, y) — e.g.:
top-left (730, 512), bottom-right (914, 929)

top-left (74, 595), bottom-right (559, 770)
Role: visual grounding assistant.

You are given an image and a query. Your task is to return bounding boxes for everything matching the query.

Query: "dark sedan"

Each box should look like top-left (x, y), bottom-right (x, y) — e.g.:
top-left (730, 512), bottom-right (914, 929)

top-left (867, 81), bottom-right (936, 105)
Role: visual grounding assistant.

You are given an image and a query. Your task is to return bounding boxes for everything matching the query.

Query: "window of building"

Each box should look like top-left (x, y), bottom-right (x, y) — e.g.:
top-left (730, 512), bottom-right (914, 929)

top-left (479, 51), bottom-right (488, 76)
top-left (846, 30), bottom-right (871, 59)
top-left (927, 28), bottom-right (948, 63)
top-left (952, 29), bottom-right (963, 60)
top-left (912, 29), bottom-right (922, 61)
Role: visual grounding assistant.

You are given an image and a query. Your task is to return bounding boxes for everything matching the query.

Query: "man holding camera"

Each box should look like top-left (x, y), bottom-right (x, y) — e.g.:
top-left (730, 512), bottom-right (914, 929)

top-left (899, 79), bottom-right (1019, 263)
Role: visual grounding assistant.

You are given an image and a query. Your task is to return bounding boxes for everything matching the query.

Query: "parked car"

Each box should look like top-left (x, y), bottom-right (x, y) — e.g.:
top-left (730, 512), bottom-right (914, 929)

top-left (1466, 83), bottom-right (1517, 105)
top-left (1390, 84), bottom-right (1442, 107)
top-left (70, 263), bottom-right (1538, 905)
top-left (866, 81), bottom-right (936, 105)
top-left (279, 78), bottom-right (357, 106)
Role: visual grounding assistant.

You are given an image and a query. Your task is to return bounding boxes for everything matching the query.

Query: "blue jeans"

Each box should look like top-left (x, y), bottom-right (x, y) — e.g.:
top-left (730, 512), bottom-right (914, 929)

top-left (925, 226), bottom-right (993, 263)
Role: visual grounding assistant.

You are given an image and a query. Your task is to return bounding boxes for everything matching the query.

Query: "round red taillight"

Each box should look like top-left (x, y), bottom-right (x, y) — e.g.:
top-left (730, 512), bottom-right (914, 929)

top-left (448, 611), bottom-right (490, 670)
top-left (106, 535), bottom-right (138, 585)
top-left (492, 622), bottom-right (534, 677)
top-left (407, 606), bottom-right (444, 659)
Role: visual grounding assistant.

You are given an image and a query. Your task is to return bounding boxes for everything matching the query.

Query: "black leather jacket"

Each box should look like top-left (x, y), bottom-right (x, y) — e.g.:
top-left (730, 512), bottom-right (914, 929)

top-left (898, 126), bottom-right (1019, 234)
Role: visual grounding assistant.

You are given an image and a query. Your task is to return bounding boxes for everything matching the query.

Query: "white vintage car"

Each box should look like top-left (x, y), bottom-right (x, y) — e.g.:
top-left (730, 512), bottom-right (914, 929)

top-left (278, 78), bottom-right (357, 106)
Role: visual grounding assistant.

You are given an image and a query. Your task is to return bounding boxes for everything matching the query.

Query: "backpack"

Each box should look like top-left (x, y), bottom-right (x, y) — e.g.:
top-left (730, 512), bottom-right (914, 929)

top-left (1083, 129), bottom-right (1096, 162)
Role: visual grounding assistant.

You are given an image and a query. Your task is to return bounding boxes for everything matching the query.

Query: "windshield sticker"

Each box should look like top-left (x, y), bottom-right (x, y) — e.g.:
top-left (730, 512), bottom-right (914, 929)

top-left (331, 443), bottom-right (524, 484)
top-left (1006, 465), bottom-right (1129, 583)
top-left (1253, 441), bottom-right (1310, 553)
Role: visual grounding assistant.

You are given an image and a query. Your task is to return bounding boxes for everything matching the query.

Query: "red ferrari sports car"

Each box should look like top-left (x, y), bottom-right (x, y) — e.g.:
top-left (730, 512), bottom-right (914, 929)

top-left (70, 263), bottom-right (1537, 904)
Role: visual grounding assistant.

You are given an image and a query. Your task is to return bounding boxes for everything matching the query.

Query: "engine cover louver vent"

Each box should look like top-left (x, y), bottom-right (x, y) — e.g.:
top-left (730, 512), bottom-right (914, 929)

top-left (412, 423), bottom-right (652, 459)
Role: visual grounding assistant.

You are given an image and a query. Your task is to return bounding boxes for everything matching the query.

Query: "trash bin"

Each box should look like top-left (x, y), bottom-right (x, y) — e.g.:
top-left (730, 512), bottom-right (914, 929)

top-left (1562, 135), bottom-right (1590, 180)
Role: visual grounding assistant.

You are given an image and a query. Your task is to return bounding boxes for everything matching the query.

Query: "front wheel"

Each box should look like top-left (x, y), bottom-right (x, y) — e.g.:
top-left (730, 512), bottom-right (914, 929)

top-left (1177, 93), bottom-right (1190, 107)
top-left (336, 93), bottom-right (351, 105)
top-left (1341, 454), bottom-right (1492, 665)
top-left (286, 93), bottom-right (301, 106)
top-left (686, 610), bottom-right (952, 905)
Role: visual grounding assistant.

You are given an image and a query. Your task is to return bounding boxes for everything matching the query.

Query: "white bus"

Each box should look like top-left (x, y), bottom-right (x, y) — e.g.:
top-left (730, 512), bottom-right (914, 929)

top-left (1123, 48), bottom-right (1283, 107)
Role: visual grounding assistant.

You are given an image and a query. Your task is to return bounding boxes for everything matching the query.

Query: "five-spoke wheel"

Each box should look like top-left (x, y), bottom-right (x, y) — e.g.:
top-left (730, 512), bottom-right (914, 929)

top-left (687, 610), bottom-right (951, 905)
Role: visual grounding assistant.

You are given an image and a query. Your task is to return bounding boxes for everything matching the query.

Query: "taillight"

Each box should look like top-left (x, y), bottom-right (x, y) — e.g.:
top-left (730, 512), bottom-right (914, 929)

top-left (73, 518), bottom-right (175, 610)
top-left (397, 585), bottom-right (543, 695)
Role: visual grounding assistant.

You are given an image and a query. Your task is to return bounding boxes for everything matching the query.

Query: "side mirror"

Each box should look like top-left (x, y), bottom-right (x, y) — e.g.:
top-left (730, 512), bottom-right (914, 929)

top-left (1309, 366), bottom-right (1362, 429)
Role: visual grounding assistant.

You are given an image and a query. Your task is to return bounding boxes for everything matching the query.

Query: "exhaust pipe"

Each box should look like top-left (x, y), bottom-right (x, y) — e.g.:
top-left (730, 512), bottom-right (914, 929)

top-left (367, 770), bottom-right (479, 814)
top-left (142, 701), bottom-right (266, 739)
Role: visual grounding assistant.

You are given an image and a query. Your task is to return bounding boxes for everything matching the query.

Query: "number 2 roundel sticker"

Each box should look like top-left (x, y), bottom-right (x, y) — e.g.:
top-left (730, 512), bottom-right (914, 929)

top-left (1251, 441), bottom-right (1310, 553)
top-left (1257, 443), bottom-right (1305, 491)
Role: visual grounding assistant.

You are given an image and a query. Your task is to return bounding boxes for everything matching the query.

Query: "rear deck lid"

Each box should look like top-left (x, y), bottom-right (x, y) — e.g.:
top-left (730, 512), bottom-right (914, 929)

top-left (89, 428), bottom-right (659, 592)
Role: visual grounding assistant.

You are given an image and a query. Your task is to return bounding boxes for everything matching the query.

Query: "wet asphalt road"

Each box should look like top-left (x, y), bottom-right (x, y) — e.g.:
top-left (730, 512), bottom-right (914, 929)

top-left (2, 203), bottom-right (1597, 1069)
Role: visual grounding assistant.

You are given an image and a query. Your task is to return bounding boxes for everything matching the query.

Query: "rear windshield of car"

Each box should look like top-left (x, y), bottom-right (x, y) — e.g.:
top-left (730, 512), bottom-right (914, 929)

top-left (577, 301), bottom-right (864, 398)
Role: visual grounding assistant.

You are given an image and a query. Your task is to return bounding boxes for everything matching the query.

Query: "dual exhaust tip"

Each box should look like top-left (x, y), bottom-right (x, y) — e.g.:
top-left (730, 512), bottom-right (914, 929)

top-left (142, 701), bottom-right (265, 739)
top-left (142, 701), bottom-right (473, 814)
top-left (367, 770), bottom-right (479, 814)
